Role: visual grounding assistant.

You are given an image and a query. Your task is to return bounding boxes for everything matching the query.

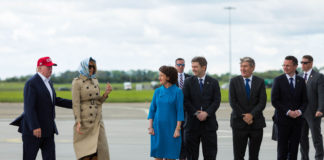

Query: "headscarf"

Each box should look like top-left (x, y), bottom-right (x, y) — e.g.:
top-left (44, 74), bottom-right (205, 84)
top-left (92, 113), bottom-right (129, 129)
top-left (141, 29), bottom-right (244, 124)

top-left (79, 57), bottom-right (96, 79)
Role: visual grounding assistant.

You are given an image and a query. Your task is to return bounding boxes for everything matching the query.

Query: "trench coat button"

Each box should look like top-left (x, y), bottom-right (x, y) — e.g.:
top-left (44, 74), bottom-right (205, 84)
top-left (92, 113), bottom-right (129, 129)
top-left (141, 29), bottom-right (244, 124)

top-left (90, 113), bottom-right (93, 116)
top-left (90, 121), bottom-right (92, 123)
top-left (83, 81), bottom-right (85, 83)
top-left (87, 86), bottom-right (89, 89)
top-left (89, 106), bottom-right (92, 109)
top-left (89, 94), bottom-right (92, 96)
top-left (81, 109), bottom-right (83, 112)
top-left (96, 93), bottom-right (98, 95)
top-left (94, 86), bottom-right (97, 88)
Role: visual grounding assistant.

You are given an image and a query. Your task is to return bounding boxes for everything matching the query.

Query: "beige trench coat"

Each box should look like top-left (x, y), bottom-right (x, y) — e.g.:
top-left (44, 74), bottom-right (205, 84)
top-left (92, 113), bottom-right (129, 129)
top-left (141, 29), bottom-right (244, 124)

top-left (72, 75), bottom-right (110, 160)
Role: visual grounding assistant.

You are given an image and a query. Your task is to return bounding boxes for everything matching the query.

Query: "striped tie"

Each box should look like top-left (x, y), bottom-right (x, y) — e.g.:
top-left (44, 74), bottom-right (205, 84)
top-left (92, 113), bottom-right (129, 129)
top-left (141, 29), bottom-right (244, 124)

top-left (179, 74), bottom-right (184, 89)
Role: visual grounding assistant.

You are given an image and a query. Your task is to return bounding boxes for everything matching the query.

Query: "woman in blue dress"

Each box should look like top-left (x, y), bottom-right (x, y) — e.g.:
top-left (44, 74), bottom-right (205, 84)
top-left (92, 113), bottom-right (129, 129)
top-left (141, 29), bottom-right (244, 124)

top-left (148, 65), bottom-right (184, 160)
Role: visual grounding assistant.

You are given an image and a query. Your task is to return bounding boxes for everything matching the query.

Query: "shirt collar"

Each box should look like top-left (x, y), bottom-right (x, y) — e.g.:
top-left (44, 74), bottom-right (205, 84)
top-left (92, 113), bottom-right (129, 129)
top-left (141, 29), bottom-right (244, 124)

top-left (37, 72), bottom-right (50, 82)
top-left (304, 69), bottom-right (312, 76)
top-left (243, 75), bottom-right (253, 81)
top-left (197, 74), bottom-right (206, 81)
top-left (286, 74), bottom-right (296, 80)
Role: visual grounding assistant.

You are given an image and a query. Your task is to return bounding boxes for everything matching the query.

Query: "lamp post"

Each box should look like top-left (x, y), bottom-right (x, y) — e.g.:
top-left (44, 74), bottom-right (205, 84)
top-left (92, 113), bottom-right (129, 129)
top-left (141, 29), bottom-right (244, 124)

top-left (224, 6), bottom-right (235, 83)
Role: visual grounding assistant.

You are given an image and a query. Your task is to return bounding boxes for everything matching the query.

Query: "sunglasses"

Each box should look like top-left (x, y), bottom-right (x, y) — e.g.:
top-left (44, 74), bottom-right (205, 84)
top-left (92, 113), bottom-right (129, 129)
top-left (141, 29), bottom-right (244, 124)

top-left (89, 65), bottom-right (95, 69)
top-left (176, 64), bottom-right (185, 67)
top-left (300, 61), bottom-right (310, 64)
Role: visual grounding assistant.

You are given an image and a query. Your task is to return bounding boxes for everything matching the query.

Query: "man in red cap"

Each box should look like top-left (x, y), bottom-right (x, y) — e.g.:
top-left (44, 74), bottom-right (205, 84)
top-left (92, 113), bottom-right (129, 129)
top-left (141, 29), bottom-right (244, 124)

top-left (11, 56), bottom-right (72, 160)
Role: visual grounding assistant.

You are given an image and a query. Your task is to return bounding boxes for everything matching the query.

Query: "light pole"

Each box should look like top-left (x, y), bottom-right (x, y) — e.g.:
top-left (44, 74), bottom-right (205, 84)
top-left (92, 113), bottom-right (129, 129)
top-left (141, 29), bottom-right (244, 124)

top-left (224, 6), bottom-right (235, 84)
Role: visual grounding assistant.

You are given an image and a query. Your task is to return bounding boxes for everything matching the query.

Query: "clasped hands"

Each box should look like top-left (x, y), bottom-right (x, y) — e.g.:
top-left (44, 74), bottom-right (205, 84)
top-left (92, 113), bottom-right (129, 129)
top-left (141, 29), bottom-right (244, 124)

top-left (196, 110), bottom-right (208, 121)
top-left (242, 113), bottom-right (253, 125)
top-left (287, 110), bottom-right (302, 118)
top-left (315, 111), bottom-right (323, 117)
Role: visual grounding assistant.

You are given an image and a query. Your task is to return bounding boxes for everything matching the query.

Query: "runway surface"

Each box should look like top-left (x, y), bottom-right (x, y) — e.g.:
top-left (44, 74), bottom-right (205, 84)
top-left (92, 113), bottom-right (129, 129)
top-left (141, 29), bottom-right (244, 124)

top-left (0, 103), bottom-right (318, 159)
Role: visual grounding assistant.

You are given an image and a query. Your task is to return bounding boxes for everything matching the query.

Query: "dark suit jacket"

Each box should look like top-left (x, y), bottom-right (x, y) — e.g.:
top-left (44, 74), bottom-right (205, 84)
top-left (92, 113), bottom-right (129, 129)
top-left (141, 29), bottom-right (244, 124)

top-left (176, 73), bottom-right (191, 87)
top-left (183, 75), bottom-right (221, 131)
top-left (301, 70), bottom-right (324, 119)
top-left (229, 75), bottom-right (267, 129)
top-left (271, 74), bottom-right (308, 125)
top-left (10, 73), bottom-right (72, 137)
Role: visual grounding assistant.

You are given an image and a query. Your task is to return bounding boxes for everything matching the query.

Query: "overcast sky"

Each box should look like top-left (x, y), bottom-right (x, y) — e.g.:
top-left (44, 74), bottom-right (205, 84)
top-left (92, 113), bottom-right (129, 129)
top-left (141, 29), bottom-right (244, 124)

top-left (1, 0), bottom-right (324, 79)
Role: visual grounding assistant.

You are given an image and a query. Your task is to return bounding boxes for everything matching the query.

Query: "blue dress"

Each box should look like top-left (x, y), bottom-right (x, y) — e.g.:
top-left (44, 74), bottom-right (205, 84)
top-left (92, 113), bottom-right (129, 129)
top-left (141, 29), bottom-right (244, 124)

top-left (148, 84), bottom-right (184, 159)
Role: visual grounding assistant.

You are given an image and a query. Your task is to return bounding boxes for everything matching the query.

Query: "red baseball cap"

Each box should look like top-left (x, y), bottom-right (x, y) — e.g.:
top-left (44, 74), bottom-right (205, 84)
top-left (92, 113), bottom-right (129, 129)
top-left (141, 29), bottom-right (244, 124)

top-left (37, 57), bottom-right (57, 67)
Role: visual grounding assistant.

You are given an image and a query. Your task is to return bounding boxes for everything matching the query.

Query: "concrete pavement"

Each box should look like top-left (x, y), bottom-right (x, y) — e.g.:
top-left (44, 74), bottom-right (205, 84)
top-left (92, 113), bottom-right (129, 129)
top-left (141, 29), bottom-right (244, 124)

top-left (0, 103), bottom-right (318, 159)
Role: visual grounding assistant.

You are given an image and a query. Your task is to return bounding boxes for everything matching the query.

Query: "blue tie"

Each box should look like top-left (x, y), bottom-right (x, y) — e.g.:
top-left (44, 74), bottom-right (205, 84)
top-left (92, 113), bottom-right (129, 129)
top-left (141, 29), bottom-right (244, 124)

top-left (289, 78), bottom-right (295, 93)
top-left (199, 78), bottom-right (204, 93)
top-left (245, 79), bottom-right (250, 100)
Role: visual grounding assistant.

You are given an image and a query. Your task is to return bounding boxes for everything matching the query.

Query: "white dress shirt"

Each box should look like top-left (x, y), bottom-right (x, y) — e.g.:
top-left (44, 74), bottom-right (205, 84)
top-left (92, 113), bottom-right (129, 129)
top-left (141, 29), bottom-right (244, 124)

top-left (243, 75), bottom-right (253, 89)
top-left (285, 74), bottom-right (296, 88)
top-left (197, 74), bottom-right (206, 84)
top-left (285, 74), bottom-right (301, 115)
top-left (303, 69), bottom-right (312, 82)
top-left (38, 72), bottom-right (53, 102)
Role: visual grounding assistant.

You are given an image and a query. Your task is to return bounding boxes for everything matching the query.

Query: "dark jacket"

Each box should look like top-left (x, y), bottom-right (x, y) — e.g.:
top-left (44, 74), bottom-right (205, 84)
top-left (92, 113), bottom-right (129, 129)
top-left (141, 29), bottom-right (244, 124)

top-left (10, 73), bottom-right (72, 137)
top-left (271, 74), bottom-right (308, 125)
top-left (300, 70), bottom-right (324, 119)
top-left (229, 75), bottom-right (267, 129)
top-left (183, 75), bottom-right (221, 131)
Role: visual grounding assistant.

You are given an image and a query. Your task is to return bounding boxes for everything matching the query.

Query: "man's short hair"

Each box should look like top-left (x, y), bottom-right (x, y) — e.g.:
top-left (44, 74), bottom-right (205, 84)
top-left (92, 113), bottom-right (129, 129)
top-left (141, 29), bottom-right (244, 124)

top-left (191, 56), bottom-right (207, 67)
top-left (240, 57), bottom-right (255, 67)
top-left (175, 58), bottom-right (185, 64)
top-left (302, 55), bottom-right (313, 62)
top-left (159, 66), bottom-right (178, 84)
top-left (285, 55), bottom-right (298, 66)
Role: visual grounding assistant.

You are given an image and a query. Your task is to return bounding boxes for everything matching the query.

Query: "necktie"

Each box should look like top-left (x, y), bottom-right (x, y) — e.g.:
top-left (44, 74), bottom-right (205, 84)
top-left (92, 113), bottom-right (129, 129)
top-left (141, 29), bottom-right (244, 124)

top-left (289, 77), bottom-right (295, 93)
top-left (179, 74), bottom-right (184, 89)
top-left (304, 73), bottom-right (308, 82)
top-left (245, 79), bottom-right (250, 100)
top-left (199, 78), bottom-right (204, 93)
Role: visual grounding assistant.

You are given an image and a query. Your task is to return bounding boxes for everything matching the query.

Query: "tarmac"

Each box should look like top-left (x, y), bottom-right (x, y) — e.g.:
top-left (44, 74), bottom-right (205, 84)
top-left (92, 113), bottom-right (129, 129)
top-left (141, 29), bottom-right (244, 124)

top-left (0, 103), bottom-right (319, 160)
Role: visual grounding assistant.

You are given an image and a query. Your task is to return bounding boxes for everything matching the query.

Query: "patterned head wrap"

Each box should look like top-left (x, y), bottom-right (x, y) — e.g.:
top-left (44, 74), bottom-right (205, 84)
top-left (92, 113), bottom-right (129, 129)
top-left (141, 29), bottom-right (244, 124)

top-left (79, 57), bottom-right (96, 79)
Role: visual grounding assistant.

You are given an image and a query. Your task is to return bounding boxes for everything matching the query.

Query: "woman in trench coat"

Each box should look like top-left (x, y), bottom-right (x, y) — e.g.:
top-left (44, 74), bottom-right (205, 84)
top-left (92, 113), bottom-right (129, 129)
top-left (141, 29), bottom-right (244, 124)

top-left (72, 57), bottom-right (112, 160)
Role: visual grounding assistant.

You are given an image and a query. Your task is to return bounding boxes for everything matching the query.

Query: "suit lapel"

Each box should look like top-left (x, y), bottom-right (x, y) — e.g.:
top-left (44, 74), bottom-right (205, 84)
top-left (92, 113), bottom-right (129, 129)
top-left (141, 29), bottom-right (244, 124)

top-left (250, 77), bottom-right (258, 99)
top-left (306, 70), bottom-right (315, 85)
top-left (238, 76), bottom-right (249, 101)
top-left (294, 77), bottom-right (302, 95)
top-left (203, 76), bottom-right (210, 94)
top-left (192, 76), bottom-right (203, 97)
top-left (36, 74), bottom-right (53, 103)
top-left (49, 80), bottom-right (55, 105)
top-left (282, 75), bottom-right (294, 96)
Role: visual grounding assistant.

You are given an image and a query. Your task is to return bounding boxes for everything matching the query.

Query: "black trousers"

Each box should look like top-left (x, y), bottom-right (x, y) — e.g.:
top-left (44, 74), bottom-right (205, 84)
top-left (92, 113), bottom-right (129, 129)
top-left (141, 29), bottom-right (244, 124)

top-left (179, 122), bottom-right (186, 159)
top-left (277, 123), bottom-right (302, 160)
top-left (22, 135), bottom-right (55, 160)
top-left (232, 128), bottom-right (263, 160)
top-left (300, 117), bottom-right (324, 160)
top-left (184, 128), bottom-right (217, 160)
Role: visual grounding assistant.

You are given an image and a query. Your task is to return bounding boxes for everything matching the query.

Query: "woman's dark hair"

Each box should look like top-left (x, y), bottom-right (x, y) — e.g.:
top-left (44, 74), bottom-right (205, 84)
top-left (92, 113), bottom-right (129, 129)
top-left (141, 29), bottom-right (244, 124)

top-left (159, 65), bottom-right (178, 84)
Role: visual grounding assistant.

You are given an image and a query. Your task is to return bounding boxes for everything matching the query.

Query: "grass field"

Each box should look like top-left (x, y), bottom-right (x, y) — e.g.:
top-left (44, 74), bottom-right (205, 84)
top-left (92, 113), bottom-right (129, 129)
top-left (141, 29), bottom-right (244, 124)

top-left (0, 82), bottom-right (271, 102)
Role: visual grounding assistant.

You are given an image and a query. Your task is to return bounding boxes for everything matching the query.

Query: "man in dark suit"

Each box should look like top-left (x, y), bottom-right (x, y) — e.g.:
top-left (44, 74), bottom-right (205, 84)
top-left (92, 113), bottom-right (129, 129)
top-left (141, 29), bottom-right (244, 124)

top-left (175, 58), bottom-right (191, 89)
top-left (175, 57), bottom-right (191, 160)
top-left (229, 57), bottom-right (267, 160)
top-left (10, 57), bottom-right (72, 160)
top-left (299, 55), bottom-right (324, 160)
top-left (271, 55), bottom-right (308, 160)
top-left (183, 56), bottom-right (221, 160)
